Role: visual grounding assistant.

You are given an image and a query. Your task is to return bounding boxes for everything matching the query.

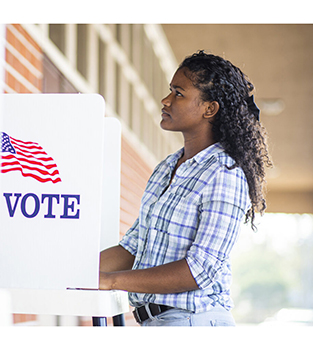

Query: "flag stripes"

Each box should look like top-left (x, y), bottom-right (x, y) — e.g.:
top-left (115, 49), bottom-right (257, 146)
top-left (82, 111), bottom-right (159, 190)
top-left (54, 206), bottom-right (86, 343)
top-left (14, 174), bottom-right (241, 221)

top-left (1, 132), bottom-right (61, 184)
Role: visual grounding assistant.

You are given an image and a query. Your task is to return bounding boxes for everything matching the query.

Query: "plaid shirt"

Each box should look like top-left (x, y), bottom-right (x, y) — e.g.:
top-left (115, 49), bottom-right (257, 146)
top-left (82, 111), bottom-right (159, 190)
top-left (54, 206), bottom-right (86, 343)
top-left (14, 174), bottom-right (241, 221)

top-left (120, 142), bottom-right (251, 313)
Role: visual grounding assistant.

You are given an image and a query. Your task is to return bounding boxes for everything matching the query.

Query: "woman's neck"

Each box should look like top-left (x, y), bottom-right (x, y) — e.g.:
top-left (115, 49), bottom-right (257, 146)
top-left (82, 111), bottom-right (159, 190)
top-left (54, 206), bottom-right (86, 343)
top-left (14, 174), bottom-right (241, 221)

top-left (181, 133), bottom-right (216, 162)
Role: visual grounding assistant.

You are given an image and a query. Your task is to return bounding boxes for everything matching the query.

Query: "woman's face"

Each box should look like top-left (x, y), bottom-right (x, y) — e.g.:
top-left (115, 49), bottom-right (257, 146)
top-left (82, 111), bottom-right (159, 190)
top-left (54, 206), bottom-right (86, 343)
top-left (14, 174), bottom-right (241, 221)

top-left (160, 67), bottom-right (213, 136)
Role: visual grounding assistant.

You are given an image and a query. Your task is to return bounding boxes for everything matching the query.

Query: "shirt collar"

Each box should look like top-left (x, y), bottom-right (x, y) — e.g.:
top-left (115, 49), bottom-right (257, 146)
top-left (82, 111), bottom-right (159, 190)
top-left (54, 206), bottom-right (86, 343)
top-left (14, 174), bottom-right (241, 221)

top-left (166, 142), bottom-right (225, 167)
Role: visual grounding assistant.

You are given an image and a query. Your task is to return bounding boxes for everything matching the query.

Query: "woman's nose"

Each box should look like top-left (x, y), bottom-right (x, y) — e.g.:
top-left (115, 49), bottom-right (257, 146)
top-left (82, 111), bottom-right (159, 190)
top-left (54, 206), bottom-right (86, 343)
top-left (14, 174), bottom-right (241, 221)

top-left (161, 93), bottom-right (171, 107)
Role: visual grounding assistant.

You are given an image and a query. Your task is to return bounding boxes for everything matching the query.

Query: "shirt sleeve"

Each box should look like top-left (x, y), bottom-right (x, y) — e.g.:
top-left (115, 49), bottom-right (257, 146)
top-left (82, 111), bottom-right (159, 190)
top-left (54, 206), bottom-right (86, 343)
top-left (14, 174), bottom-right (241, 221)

top-left (185, 165), bottom-right (250, 290)
top-left (119, 218), bottom-right (139, 256)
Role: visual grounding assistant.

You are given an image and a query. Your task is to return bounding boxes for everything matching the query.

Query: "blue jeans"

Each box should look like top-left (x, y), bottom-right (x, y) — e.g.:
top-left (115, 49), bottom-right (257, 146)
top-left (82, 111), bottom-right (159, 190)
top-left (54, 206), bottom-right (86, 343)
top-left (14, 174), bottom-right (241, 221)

top-left (141, 303), bottom-right (236, 327)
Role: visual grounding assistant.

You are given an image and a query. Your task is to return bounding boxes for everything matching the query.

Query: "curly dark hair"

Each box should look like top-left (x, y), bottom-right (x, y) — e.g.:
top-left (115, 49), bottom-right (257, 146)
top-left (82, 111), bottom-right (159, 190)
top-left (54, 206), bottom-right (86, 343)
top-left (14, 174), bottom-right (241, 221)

top-left (179, 51), bottom-right (272, 230)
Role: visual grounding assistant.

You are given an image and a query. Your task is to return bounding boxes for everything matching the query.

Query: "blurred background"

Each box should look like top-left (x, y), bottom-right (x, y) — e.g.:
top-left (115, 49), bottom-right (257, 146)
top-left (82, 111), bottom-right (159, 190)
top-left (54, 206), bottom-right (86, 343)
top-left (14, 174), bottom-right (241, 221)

top-left (1, 23), bottom-right (312, 326)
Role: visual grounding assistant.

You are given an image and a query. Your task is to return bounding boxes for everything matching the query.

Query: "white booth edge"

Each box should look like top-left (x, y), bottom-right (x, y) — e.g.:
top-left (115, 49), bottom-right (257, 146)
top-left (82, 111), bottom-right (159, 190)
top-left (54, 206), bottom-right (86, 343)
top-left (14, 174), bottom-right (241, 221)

top-left (7, 289), bottom-right (129, 318)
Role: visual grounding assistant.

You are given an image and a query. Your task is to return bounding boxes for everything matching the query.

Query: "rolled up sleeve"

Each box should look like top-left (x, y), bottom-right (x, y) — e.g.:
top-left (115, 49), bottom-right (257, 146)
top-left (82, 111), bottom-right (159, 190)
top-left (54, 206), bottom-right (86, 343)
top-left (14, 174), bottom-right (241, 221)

top-left (185, 167), bottom-right (249, 290)
top-left (119, 218), bottom-right (139, 256)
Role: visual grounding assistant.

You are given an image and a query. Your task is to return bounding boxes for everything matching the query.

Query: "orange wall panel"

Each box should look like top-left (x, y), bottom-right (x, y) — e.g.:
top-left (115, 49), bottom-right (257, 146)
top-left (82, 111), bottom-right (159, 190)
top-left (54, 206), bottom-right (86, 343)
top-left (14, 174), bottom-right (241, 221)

top-left (11, 24), bottom-right (41, 52)
top-left (120, 137), bottom-right (153, 239)
top-left (5, 24), bottom-right (42, 93)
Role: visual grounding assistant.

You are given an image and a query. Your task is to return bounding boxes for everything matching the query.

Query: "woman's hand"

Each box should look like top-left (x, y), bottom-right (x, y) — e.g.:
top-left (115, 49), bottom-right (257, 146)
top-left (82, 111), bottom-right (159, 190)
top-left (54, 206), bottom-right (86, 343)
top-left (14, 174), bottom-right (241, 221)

top-left (98, 245), bottom-right (134, 291)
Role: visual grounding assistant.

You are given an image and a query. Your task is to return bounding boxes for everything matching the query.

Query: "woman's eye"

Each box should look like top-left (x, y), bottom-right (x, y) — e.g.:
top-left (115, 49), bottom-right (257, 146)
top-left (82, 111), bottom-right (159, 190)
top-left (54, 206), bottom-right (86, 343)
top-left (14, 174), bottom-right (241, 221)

top-left (169, 87), bottom-right (183, 97)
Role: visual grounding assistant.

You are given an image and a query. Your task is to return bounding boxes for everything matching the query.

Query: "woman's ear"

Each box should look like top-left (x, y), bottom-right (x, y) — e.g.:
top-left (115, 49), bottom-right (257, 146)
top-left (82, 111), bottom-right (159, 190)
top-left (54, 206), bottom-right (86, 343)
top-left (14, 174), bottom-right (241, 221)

top-left (204, 101), bottom-right (219, 119)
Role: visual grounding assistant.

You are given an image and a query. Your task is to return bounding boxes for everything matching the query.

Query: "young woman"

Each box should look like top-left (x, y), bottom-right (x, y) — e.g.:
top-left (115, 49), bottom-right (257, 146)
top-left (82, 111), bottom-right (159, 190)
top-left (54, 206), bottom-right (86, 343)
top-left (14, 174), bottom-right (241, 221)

top-left (99, 51), bottom-right (272, 326)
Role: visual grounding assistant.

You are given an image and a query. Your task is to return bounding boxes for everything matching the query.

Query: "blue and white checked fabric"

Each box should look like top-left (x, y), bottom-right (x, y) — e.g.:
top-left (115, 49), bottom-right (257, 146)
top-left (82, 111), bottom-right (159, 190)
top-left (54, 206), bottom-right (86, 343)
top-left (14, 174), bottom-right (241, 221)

top-left (120, 142), bottom-right (251, 313)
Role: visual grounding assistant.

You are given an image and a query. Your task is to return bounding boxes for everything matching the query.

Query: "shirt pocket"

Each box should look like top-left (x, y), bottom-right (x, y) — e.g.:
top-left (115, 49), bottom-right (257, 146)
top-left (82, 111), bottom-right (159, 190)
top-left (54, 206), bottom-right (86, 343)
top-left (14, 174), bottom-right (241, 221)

top-left (149, 193), bottom-right (200, 260)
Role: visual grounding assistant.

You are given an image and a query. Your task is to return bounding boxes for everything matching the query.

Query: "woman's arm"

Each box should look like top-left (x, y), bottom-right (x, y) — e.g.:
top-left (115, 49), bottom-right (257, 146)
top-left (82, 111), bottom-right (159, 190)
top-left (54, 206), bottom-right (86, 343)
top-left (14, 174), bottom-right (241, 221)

top-left (99, 258), bottom-right (199, 294)
top-left (100, 245), bottom-right (135, 273)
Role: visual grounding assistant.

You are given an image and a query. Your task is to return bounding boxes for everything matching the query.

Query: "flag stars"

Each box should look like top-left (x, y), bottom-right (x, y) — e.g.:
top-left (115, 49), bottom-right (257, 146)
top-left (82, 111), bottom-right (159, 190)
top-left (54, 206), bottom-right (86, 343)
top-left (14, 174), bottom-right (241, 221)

top-left (1, 132), bottom-right (16, 154)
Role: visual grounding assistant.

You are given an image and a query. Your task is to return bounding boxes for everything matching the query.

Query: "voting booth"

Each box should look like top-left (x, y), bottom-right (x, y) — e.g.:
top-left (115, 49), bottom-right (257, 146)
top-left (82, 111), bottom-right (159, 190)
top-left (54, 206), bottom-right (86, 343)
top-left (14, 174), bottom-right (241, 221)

top-left (0, 94), bottom-right (129, 325)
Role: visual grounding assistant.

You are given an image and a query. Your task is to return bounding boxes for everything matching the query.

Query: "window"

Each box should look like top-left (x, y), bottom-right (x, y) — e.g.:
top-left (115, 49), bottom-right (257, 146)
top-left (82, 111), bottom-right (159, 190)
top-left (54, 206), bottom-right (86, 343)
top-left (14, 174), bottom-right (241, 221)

top-left (77, 24), bottom-right (88, 79)
top-left (98, 38), bottom-right (106, 98)
top-left (42, 54), bottom-right (77, 93)
top-left (115, 61), bottom-right (121, 115)
top-left (49, 24), bottom-right (65, 55)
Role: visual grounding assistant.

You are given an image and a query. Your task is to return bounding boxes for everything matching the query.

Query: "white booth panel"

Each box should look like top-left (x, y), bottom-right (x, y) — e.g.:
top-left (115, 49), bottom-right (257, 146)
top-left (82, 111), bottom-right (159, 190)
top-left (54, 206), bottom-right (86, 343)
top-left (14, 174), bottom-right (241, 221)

top-left (0, 94), bottom-right (121, 292)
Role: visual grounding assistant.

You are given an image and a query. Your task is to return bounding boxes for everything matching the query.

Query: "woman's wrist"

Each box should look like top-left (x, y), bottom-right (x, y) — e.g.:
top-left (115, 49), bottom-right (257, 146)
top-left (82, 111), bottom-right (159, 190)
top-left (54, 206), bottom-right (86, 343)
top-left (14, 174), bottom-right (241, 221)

top-left (99, 271), bottom-right (115, 290)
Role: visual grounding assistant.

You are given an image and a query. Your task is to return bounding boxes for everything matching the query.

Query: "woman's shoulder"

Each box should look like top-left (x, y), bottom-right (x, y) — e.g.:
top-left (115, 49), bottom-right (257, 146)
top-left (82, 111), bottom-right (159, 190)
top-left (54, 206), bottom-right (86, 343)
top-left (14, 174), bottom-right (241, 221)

top-left (197, 144), bottom-right (249, 207)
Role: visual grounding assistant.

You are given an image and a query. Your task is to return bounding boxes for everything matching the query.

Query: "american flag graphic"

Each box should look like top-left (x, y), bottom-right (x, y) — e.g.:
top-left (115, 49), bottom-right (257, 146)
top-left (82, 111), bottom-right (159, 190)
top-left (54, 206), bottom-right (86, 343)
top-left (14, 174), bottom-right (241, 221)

top-left (1, 132), bottom-right (61, 184)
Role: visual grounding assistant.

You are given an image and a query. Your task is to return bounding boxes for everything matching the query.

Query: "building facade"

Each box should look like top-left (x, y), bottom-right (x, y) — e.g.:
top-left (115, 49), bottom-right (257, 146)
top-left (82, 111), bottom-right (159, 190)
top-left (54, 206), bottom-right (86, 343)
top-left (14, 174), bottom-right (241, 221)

top-left (1, 23), bottom-right (181, 326)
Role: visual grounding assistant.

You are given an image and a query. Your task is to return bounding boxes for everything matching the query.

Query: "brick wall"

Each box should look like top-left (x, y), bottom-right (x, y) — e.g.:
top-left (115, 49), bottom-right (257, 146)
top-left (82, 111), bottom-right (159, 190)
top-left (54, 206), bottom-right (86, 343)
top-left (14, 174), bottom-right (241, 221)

top-left (5, 24), bottom-right (42, 93)
top-left (120, 137), bottom-right (152, 239)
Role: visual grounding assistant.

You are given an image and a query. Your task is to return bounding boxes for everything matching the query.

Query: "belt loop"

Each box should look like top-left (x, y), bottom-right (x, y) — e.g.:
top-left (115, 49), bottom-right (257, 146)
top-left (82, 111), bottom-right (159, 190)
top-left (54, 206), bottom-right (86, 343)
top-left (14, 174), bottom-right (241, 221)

top-left (149, 303), bottom-right (162, 315)
top-left (145, 303), bottom-right (156, 320)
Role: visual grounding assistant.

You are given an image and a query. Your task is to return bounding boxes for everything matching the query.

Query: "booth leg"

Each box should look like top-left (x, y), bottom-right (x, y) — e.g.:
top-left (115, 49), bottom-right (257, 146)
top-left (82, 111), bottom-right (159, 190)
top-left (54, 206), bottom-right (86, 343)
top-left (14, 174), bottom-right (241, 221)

top-left (92, 317), bottom-right (107, 326)
top-left (112, 314), bottom-right (125, 326)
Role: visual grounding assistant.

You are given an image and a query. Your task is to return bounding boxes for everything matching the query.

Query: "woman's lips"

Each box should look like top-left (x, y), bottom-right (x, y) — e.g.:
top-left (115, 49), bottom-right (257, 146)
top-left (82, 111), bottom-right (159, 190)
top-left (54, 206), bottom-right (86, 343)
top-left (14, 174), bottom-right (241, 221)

top-left (161, 109), bottom-right (171, 118)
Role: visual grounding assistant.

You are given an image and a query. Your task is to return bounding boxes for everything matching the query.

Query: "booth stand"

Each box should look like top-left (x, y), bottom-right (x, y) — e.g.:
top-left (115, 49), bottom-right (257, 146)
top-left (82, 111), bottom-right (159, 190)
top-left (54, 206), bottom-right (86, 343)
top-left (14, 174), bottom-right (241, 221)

top-left (0, 94), bottom-right (128, 326)
top-left (8, 288), bottom-right (128, 326)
